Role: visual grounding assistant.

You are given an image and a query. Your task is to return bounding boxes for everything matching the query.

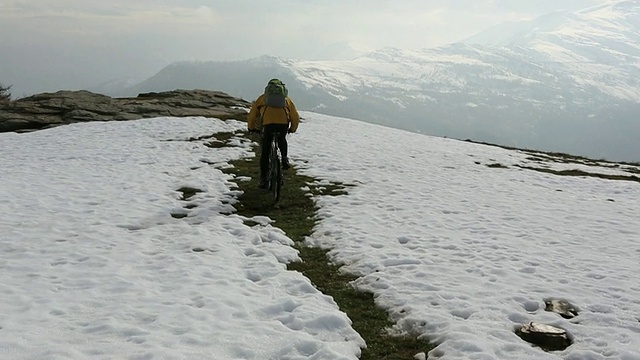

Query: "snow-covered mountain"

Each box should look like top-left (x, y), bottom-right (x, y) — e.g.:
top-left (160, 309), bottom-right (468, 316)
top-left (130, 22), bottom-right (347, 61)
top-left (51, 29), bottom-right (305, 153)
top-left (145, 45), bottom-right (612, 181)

top-left (109, 1), bottom-right (640, 162)
top-left (90, 77), bottom-right (144, 96)
top-left (308, 41), bottom-right (372, 61)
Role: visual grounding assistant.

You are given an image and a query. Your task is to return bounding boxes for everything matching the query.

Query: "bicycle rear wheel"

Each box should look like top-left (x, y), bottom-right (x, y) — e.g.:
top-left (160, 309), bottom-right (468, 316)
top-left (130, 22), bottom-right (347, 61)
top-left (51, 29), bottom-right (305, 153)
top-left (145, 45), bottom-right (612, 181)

top-left (270, 151), bottom-right (282, 203)
top-left (267, 139), bottom-right (283, 203)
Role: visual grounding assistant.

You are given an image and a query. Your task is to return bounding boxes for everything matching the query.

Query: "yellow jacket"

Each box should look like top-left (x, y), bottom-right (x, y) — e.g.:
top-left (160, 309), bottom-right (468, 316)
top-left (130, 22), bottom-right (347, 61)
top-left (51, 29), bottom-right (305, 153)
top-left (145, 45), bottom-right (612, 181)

top-left (247, 94), bottom-right (300, 132)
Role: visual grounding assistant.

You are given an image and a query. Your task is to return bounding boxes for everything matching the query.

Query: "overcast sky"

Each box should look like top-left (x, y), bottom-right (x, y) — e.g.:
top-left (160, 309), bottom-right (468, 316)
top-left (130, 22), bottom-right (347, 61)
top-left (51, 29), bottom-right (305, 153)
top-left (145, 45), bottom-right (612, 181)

top-left (1, 0), bottom-right (610, 97)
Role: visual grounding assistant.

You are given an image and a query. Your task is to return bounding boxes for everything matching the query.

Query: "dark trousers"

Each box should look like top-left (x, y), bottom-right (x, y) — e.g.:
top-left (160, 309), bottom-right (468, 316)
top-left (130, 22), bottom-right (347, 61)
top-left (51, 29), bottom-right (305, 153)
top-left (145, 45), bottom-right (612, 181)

top-left (260, 124), bottom-right (289, 179)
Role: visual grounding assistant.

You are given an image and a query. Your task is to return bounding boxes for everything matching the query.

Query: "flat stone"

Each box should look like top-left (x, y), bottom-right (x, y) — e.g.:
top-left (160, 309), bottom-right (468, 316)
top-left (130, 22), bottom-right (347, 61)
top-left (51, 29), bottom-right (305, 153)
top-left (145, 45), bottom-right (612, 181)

top-left (516, 322), bottom-right (573, 351)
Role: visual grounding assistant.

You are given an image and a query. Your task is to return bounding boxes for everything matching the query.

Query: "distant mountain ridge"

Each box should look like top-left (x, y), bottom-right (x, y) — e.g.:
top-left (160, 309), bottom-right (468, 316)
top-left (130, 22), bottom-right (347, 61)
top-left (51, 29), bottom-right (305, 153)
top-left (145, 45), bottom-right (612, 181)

top-left (101, 0), bottom-right (640, 162)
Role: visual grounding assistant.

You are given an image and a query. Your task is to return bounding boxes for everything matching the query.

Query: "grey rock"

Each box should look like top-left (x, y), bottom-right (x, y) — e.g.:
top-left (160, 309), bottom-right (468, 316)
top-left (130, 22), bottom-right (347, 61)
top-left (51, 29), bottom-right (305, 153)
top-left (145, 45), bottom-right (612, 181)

top-left (0, 118), bottom-right (38, 132)
top-left (544, 298), bottom-right (579, 319)
top-left (114, 113), bottom-right (145, 121)
top-left (0, 89), bottom-right (251, 133)
top-left (62, 109), bottom-right (111, 122)
top-left (515, 322), bottom-right (573, 351)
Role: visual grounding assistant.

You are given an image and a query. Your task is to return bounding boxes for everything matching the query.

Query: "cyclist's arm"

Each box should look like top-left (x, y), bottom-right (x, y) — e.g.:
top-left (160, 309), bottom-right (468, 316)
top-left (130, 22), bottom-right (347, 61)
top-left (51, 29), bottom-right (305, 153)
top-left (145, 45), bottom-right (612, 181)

top-left (247, 95), bottom-right (265, 130)
top-left (287, 98), bottom-right (300, 133)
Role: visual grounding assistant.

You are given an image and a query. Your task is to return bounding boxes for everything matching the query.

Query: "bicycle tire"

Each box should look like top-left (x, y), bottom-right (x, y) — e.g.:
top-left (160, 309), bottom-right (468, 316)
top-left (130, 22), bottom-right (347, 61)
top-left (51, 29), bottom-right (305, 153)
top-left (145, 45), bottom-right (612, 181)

top-left (270, 150), bottom-right (282, 203)
top-left (267, 138), bottom-right (283, 203)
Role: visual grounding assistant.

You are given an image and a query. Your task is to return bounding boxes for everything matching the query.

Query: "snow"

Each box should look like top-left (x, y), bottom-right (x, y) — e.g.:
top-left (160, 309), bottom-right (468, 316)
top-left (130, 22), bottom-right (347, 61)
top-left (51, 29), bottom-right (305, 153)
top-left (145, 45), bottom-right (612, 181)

top-left (284, 1), bottom-right (640, 106)
top-left (289, 48), bottom-right (486, 95)
top-left (2, 113), bottom-right (640, 360)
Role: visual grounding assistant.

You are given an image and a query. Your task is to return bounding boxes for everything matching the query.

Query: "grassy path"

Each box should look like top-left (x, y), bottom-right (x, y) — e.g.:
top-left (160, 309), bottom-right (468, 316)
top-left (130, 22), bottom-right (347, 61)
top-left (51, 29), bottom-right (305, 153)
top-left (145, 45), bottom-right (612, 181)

top-left (215, 130), bottom-right (434, 359)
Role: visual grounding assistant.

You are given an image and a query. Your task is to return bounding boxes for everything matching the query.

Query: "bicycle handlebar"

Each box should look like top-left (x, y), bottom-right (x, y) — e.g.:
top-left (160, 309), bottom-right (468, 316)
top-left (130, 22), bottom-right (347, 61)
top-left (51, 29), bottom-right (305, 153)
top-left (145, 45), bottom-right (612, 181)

top-left (247, 129), bottom-right (294, 134)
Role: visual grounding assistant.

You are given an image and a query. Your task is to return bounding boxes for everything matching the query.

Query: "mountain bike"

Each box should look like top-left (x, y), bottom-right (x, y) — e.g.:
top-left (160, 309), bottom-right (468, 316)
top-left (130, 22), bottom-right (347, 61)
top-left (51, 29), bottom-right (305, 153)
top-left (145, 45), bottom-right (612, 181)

top-left (248, 128), bottom-right (286, 204)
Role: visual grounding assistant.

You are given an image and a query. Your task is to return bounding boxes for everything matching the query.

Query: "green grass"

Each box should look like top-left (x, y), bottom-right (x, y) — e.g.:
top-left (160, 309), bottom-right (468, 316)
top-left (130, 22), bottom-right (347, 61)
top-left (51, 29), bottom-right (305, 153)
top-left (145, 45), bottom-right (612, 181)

top-left (516, 165), bottom-right (640, 183)
top-left (214, 129), bottom-right (434, 359)
top-left (466, 139), bottom-right (640, 183)
top-left (465, 138), bottom-right (640, 166)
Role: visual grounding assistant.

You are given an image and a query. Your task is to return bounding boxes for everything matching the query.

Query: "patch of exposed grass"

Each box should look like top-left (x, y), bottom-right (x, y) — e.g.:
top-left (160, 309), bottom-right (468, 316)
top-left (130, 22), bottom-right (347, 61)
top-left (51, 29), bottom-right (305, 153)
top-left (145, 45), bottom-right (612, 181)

top-left (465, 139), bottom-right (640, 167)
top-left (465, 139), bottom-right (602, 164)
top-left (622, 166), bottom-right (640, 175)
top-left (220, 130), bottom-right (434, 359)
top-left (467, 139), bottom-right (640, 182)
top-left (176, 186), bottom-right (203, 200)
top-left (516, 165), bottom-right (640, 184)
top-left (486, 163), bottom-right (508, 168)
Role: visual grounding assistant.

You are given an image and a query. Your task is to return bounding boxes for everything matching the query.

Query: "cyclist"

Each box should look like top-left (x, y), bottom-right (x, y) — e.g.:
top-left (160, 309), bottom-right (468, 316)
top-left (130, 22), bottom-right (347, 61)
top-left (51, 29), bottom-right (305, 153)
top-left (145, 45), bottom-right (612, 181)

top-left (247, 79), bottom-right (300, 189)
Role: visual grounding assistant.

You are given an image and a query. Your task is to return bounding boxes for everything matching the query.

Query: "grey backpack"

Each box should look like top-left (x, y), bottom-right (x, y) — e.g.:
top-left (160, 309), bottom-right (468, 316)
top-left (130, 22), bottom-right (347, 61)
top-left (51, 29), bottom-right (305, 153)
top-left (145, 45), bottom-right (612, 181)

top-left (264, 79), bottom-right (288, 108)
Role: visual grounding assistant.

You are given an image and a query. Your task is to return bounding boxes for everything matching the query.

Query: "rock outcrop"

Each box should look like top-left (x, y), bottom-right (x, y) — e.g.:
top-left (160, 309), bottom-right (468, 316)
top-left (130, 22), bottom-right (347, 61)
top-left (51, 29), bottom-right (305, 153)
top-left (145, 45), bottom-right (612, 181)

top-left (0, 89), bottom-right (251, 133)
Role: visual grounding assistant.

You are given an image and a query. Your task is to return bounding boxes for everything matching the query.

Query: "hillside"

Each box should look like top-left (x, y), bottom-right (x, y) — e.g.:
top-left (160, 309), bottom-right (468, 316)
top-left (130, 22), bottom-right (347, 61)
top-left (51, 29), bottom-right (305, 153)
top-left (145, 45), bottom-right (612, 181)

top-left (100, 1), bottom-right (640, 162)
top-left (2, 106), bottom-right (639, 359)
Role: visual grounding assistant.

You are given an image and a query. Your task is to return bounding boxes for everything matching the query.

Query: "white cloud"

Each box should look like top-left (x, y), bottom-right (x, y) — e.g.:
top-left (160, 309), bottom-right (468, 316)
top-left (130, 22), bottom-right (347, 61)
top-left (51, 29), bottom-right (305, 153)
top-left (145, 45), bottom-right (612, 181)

top-left (0, 0), bottom-right (612, 95)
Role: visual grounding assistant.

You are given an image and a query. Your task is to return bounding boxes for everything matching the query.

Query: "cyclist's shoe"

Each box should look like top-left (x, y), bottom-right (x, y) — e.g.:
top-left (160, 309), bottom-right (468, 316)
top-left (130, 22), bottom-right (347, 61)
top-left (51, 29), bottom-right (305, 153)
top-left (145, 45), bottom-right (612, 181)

top-left (259, 178), bottom-right (269, 189)
top-left (282, 160), bottom-right (291, 170)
